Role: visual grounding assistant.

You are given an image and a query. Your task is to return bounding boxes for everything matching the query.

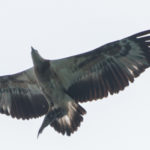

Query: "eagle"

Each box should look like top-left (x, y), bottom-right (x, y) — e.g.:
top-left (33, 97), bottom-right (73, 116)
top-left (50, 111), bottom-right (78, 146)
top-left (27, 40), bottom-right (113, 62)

top-left (0, 30), bottom-right (150, 137)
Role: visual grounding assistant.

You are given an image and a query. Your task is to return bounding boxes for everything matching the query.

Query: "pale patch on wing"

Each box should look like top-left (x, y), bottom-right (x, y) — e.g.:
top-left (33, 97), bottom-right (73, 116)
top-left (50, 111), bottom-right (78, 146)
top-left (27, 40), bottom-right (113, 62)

top-left (132, 65), bottom-right (138, 70)
top-left (127, 68), bottom-right (134, 76)
top-left (7, 106), bottom-right (11, 114)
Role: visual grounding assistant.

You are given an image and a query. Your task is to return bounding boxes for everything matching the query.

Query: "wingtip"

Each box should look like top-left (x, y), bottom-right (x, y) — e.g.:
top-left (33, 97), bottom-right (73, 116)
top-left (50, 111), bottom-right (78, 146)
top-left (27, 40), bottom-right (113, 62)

top-left (130, 30), bottom-right (150, 39)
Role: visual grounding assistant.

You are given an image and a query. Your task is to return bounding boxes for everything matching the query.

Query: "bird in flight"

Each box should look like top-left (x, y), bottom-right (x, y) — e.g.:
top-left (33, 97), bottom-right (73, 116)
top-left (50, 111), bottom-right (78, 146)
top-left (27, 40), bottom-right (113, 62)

top-left (0, 30), bottom-right (150, 137)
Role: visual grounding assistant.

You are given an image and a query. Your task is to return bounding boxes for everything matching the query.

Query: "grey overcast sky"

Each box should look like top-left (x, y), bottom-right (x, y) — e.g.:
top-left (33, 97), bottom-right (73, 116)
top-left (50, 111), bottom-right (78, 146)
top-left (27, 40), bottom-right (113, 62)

top-left (0, 0), bottom-right (150, 150)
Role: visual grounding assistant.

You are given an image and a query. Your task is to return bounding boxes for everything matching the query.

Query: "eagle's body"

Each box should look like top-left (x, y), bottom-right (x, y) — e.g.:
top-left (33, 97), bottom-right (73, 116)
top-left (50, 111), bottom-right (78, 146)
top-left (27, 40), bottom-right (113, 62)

top-left (31, 50), bottom-right (86, 136)
top-left (0, 30), bottom-right (150, 136)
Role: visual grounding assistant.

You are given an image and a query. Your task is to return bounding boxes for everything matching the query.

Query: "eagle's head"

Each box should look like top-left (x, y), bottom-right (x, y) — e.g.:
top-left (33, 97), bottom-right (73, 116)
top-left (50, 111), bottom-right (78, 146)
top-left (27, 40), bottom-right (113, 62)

top-left (31, 47), bottom-right (50, 74)
top-left (31, 47), bottom-right (45, 67)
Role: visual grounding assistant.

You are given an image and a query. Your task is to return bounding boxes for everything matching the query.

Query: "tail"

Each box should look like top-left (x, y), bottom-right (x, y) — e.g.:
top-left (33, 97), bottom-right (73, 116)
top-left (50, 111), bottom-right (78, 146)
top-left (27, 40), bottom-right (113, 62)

top-left (50, 102), bottom-right (86, 136)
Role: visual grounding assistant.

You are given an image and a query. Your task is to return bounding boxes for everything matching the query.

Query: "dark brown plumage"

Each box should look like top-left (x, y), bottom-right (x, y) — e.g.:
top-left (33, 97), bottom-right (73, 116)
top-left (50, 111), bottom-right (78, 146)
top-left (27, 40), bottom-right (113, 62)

top-left (0, 30), bottom-right (150, 136)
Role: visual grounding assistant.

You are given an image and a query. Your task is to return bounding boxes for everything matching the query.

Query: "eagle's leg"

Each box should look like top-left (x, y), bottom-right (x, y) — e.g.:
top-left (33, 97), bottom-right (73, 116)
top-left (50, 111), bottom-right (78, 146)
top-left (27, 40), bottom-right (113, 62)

top-left (37, 108), bottom-right (65, 138)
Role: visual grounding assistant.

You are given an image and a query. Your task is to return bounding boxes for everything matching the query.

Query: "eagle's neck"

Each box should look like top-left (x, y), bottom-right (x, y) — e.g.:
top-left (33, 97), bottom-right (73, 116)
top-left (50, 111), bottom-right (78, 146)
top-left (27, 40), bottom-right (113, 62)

top-left (31, 48), bottom-right (51, 82)
top-left (31, 48), bottom-right (45, 67)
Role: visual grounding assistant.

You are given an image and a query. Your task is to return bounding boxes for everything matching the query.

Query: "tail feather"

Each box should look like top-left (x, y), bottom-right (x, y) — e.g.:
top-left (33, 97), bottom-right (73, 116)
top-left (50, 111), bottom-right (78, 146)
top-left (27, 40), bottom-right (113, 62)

top-left (51, 102), bottom-right (86, 136)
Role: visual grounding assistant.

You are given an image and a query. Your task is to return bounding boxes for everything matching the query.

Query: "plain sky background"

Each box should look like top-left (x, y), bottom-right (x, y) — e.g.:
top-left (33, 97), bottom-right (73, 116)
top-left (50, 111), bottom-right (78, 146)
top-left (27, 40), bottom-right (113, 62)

top-left (0, 0), bottom-right (150, 150)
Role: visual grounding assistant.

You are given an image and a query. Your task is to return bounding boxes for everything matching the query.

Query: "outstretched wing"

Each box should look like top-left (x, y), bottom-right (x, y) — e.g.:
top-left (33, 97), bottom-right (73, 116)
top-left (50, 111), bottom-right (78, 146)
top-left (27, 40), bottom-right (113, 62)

top-left (52, 30), bottom-right (150, 102)
top-left (0, 68), bottom-right (48, 119)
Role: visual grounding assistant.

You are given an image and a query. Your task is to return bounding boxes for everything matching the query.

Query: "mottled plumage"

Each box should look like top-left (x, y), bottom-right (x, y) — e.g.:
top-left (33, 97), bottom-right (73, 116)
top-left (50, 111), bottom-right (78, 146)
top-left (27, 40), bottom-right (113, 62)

top-left (0, 30), bottom-right (150, 136)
